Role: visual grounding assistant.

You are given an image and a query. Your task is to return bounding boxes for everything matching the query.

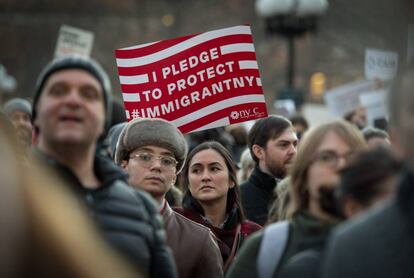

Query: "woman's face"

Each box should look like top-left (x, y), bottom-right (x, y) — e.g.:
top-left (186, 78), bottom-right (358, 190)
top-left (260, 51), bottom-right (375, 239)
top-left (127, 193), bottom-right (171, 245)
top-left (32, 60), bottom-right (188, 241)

top-left (188, 149), bottom-right (235, 205)
top-left (306, 130), bottom-right (353, 207)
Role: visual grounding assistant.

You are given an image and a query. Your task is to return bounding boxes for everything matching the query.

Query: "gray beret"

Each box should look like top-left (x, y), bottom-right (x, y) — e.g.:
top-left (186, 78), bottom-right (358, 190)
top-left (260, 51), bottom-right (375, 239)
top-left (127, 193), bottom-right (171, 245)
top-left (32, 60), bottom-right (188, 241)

top-left (3, 98), bottom-right (32, 117)
top-left (115, 118), bottom-right (188, 173)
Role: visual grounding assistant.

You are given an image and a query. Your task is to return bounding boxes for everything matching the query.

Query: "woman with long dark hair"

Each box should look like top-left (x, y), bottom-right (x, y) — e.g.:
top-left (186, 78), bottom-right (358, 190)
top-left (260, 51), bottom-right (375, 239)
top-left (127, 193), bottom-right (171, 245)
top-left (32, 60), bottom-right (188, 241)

top-left (176, 141), bottom-right (261, 272)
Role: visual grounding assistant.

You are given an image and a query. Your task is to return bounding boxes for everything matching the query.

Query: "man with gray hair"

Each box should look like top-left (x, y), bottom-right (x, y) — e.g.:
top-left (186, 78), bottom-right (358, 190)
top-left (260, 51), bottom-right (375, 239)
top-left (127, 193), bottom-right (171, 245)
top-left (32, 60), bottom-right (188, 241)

top-left (321, 62), bottom-right (414, 278)
top-left (115, 117), bottom-right (223, 278)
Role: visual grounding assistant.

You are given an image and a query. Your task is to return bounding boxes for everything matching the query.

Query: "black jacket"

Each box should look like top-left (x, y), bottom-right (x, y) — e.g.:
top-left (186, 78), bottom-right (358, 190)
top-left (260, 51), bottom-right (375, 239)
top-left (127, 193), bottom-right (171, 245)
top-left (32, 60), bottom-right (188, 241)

top-left (321, 168), bottom-right (414, 278)
top-left (240, 166), bottom-right (277, 225)
top-left (35, 151), bottom-right (177, 278)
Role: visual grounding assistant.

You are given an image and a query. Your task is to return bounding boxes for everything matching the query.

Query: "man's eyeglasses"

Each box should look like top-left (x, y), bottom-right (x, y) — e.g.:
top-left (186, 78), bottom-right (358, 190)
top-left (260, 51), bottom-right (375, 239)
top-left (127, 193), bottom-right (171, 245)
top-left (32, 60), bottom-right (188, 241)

top-left (129, 152), bottom-right (177, 170)
top-left (312, 150), bottom-right (353, 168)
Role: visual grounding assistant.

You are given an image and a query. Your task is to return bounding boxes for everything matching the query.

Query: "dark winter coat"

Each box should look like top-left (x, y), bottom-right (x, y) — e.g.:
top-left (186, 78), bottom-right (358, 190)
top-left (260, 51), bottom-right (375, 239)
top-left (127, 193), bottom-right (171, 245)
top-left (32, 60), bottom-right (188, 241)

top-left (162, 202), bottom-right (223, 278)
top-left (226, 211), bottom-right (335, 278)
top-left (321, 168), bottom-right (414, 278)
top-left (34, 150), bottom-right (177, 278)
top-left (240, 166), bottom-right (278, 225)
top-left (175, 206), bottom-right (261, 270)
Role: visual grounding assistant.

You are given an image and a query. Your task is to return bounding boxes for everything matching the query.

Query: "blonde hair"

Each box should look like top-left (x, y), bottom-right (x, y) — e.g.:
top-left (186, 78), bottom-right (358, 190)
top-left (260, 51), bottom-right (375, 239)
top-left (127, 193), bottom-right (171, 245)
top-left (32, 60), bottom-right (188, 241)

top-left (0, 119), bottom-right (138, 278)
top-left (287, 120), bottom-right (366, 219)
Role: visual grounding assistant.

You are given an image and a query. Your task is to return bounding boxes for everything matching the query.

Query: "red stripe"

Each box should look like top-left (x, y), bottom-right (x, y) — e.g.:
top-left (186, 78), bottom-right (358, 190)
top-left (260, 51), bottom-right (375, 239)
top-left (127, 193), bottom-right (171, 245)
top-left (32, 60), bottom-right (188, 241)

top-left (116, 35), bottom-right (254, 75)
top-left (122, 89), bottom-right (264, 122)
top-left (115, 33), bottom-right (196, 58)
top-left (119, 55), bottom-right (259, 92)
top-left (118, 51), bottom-right (258, 83)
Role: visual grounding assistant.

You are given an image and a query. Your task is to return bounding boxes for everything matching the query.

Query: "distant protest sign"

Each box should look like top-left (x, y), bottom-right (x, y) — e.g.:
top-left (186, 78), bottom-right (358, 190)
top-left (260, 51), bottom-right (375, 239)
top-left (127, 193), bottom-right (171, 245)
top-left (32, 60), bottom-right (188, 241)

top-left (115, 25), bottom-right (267, 133)
top-left (324, 80), bottom-right (376, 117)
top-left (365, 48), bottom-right (398, 81)
top-left (359, 89), bottom-right (388, 127)
top-left (54, 25), bottom-right (94, 59)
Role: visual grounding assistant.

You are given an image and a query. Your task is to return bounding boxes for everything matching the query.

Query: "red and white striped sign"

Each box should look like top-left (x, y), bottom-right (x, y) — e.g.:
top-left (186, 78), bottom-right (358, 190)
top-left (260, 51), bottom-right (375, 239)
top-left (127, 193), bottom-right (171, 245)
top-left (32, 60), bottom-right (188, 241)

top-left (115, 25), bottom-right (268, 133)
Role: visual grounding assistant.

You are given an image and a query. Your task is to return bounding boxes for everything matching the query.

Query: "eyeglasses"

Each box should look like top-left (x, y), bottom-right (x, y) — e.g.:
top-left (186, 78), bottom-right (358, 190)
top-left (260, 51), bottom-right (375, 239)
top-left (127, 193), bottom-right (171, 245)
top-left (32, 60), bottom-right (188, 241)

top-left (312, 150), bottom-right (353, 168)
top-left (129, 152), bottom-right (177, 170)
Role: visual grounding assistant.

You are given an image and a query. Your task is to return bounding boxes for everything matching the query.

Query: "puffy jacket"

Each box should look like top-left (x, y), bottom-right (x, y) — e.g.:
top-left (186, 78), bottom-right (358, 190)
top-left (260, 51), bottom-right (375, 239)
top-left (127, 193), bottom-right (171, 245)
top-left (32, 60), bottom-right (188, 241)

top-left (34, 150), bottom-right (177, 278)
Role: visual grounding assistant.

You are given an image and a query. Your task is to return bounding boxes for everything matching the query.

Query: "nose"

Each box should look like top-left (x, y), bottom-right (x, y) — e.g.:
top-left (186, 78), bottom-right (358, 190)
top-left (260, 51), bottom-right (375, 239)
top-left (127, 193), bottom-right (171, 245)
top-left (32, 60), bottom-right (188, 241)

top-left (149, 157), bottom-right (162, 171)
top-left (64, 89), bottom-right (82, 107)
top-left (336, 156), bottom-right (347, 170)
top-left (201, 169), bottom-right (211, 181)
top-left (16, 116), bottom-right (26, 127)
top-left (289, 144), bottom-right (297, 156)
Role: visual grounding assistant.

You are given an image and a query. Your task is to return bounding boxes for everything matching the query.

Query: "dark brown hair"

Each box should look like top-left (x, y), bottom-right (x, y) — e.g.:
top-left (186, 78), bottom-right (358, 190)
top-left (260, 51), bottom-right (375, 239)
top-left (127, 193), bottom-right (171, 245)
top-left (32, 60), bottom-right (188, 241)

top-left (181, 141), bottom-right (245, 221)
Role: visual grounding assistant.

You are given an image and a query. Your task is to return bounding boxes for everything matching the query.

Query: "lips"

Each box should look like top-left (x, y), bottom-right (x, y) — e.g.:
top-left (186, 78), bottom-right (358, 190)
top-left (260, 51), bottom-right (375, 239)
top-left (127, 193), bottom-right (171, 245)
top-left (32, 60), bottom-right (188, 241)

top-left (145, 176), bottom-right (164, 183)
top-left (58, 115), bottom-right (83, 124)
top-left (200, 185), bottom-right (215, 190)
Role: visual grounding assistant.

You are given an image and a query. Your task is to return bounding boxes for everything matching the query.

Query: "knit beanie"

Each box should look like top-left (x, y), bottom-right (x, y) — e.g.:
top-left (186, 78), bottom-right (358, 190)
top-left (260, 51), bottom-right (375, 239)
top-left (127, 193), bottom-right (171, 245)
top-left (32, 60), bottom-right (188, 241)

top-left (3, 98), bottom-right (32, 117)
top-left (115, 118), bottom-right (188, 173)
top-left (31, 56), bottom-right (112, 132)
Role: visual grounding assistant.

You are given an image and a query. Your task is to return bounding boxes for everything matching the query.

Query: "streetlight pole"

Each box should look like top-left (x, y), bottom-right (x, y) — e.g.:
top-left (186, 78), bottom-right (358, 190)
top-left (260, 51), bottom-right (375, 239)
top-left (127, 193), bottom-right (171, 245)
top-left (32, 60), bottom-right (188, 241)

top-left (256, 0), bottom-right (328, 111)
top-left (287, 34), bottom-right (295, 88)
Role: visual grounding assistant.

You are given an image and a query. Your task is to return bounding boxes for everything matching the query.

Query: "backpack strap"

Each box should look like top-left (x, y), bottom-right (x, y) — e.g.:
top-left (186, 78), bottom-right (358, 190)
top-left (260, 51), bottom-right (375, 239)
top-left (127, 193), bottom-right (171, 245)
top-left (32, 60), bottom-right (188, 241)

top-left (257, 221), bottom-right (290, 278)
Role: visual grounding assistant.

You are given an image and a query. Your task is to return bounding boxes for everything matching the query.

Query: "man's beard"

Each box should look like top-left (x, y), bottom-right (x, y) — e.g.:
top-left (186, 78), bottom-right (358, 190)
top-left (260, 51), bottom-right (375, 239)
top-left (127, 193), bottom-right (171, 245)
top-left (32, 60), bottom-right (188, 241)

top-left (266, 158), bottom-right (287, 179)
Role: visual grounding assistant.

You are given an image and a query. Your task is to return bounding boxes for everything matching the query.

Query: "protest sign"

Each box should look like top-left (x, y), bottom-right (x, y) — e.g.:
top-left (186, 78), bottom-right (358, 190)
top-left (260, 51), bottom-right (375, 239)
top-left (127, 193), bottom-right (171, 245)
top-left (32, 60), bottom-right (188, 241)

top-left (324, 79), bottom-right (375, 117)
top-left (54, 25), bottom-right (94, 59)
top-left (359, 89), bottom-right (388, 127)
top-left (115, 25), bottom-right (267, 133)
top-left (365, 48), bottom-right (398, 81)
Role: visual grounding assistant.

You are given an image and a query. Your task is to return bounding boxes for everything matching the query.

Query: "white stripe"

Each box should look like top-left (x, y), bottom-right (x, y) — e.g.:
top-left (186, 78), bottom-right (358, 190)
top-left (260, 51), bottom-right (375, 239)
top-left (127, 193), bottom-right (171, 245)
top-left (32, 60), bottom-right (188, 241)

top-left (125, 110), bottom-right (130, 120)
top-left (122, 93), bottom-right (141, 102)
top-left (191, 117), bottom-right (231, 133)
top-left (172, 94), bottom-right (265, 127)
top-left (116, 25), bottom-right (252, 67)
top-left (119, 74), bottom-right (149, 85)
top-left (239, 60), bottom-right (258, 69)
top-left (256, 77), bottom-right (262, 86)
top-left (120, 41), bottom-right (160, 50)
top-left (220, 43), bottom-right (255, 55)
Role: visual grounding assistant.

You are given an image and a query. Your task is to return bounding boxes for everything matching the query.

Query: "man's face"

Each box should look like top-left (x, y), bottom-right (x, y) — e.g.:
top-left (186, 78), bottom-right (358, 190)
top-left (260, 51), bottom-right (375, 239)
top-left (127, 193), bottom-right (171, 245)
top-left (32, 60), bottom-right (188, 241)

top-left (254, 127), bottom-right (298, 178)
top-left (122, 145), bottom-right (177, 203)
top-left (35, 69), bottom-right (105, 148)
top-left (8, 110), bottom-right (32, 144)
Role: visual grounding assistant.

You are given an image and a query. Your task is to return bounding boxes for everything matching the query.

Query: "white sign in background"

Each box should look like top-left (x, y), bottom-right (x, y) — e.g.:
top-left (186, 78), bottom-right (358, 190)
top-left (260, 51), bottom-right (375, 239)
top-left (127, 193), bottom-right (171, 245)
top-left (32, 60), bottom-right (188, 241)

top-left (359, 89), bottom-right (388, 127)
top-left (324, 80), bottom-right (376, 117)
top-left (365, 48), bottom-right (398, 81)
top-left (54, 25), bottom-right (94, 59)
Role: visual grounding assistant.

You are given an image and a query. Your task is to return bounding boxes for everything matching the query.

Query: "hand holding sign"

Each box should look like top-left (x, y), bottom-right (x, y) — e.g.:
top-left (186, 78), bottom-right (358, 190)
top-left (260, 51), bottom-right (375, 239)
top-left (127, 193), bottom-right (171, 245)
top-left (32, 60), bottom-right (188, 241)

top-left (115, 25), bottom-right (268, 133)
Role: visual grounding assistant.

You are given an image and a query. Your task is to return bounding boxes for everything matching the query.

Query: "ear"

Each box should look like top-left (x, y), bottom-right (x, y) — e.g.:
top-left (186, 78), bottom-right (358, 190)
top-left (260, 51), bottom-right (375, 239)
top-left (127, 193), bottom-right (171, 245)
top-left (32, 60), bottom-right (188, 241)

top-left (252, 144), bottom-right (265, 160)
top-left (343, 196), bottom-right (363, 219)
top-left (120, 160), bottom-right (128, 170)
top-left (229, 180), bottom-right (236, 189)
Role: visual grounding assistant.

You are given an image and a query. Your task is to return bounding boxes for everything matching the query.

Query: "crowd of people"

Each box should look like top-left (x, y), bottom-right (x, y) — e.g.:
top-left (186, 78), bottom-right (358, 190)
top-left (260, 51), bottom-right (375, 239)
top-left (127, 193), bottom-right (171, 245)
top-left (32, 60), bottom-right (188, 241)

top-left (1, 54), bottom-right (413, 278)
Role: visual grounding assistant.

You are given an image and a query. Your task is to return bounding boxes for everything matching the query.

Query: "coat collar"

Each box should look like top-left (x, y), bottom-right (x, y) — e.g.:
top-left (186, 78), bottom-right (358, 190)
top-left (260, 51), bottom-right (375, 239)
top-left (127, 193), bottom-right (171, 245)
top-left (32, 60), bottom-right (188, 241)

top-left (397, 167), bottom-right (414, 229)
top-left (247, 166), bottom-right (278, 192)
